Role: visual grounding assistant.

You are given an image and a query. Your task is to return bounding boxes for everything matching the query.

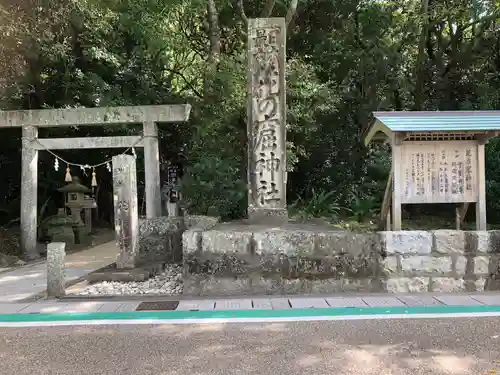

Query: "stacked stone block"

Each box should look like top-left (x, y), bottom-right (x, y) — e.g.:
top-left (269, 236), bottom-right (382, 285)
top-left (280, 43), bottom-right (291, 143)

top-left (138, 215), bottom-right (219, 265)
top-left (381, 230), bottom-right (499, 292)
top-left (182, 225), bottom-right (500, 295)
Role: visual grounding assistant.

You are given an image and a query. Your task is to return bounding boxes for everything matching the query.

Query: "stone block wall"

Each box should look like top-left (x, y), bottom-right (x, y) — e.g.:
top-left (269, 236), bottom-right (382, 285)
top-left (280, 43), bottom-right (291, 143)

top-left (138, 215), bottom-right (219, 265)
top-left (182, 227), bottom-right (500, 295)
top-left (382, 230), bottom-right (500, 293)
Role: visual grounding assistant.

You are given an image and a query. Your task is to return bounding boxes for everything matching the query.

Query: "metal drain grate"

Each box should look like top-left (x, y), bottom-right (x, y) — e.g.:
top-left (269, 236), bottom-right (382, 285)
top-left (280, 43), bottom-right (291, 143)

top-left (136, 301), bottom-right (179, 311)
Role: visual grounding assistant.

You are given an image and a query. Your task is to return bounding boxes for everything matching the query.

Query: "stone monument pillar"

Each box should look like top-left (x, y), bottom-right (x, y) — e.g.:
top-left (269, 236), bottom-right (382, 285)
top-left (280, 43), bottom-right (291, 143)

top-left (247, 18), bottom-right (288, 225)
top-left (112, 154), bottom-right (139, 269)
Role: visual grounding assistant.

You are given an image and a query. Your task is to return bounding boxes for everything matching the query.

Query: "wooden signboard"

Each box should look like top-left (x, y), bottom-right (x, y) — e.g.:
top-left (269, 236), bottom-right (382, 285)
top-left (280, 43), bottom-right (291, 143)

top-left (397, 141), bottom-right (478, 204)
top-left (167, 165), bottom-right (179, 185)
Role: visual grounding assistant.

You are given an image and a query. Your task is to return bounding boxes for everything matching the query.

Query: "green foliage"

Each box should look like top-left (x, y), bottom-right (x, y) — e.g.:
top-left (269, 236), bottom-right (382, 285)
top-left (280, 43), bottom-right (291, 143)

top-left (361, 145), bottom-right (391, 201)
top-left (0, 227), bottom-right (21, 257)
top-left (1, 0), bottom-right (500, 227)
top-left (289, 189), bottom-right (342, 220)
top-left (349, 195), bottom-right (379, 223)
top-left (181, 55), bottom-right (247, 220)
top-left (181, 157), bottom-right (247, 220)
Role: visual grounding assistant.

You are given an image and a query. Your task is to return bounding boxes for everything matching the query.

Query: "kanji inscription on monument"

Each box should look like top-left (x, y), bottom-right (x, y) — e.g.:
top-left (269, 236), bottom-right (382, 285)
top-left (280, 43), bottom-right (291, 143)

top-left (112, 154), bottom-right (139, 268)
top-left (247, 18), bottom-right (287, 224)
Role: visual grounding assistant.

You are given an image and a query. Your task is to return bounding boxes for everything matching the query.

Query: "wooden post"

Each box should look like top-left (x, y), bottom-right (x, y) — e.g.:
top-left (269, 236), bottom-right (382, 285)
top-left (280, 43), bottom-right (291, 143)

top-left (143, 121), bottom-right (161, 219)
top-left (459, 203), bottom-right (470, 227)
top-left (476, 142), bottom-right (487, 230)
top-left (20, 126), bottom-right (40, 261)
top-left (166, 165), bottom-right (180, 217)
top-left (391, 138), bottom-right (403, 230)
top-left (378, 165), bottom-right (393, 230)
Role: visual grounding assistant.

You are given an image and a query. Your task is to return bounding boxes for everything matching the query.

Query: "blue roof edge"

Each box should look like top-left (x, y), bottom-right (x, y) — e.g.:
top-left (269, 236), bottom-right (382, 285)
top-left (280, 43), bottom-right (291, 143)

top-left (371, 110), bottom-right (500, 132)
top-left (373, 110), bottom-right (500, 117)
top-left (364, 111), bottom-right (500, 145)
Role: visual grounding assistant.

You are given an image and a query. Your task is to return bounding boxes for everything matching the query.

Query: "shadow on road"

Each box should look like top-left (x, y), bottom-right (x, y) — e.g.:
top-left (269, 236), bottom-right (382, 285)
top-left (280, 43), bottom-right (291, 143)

top-left (0, 317), bottom-right (498, 374)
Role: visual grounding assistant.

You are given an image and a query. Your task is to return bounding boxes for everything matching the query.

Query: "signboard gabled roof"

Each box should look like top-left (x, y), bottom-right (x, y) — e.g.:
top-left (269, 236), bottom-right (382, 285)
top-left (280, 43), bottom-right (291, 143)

top-left (365, 110), bottom-right (500, 146)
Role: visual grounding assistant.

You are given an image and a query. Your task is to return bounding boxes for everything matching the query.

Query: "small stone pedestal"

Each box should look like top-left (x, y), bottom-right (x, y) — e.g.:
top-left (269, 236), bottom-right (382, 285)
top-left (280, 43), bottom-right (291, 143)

top-left (47, 242), bottom-right (66, 298)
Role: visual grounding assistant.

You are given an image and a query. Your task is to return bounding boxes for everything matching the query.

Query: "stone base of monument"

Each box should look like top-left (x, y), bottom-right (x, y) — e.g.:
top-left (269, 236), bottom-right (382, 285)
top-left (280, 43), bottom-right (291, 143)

top-left (137, 217), bottom-right (186, 264)
top-left (247, 207), bottom-right (288, 226)
top-left (182, 224), bottom-right (500, 295)
top-left (86, 215), bottom-right (220, 284)
top-left (137, 215), bottom-right (219, 264)
top-left (86, 262), bottom-right (167, 283)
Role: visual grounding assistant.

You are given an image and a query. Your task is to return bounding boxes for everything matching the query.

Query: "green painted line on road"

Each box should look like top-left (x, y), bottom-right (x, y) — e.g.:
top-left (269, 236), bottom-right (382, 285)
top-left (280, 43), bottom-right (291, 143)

top-left (2, 304), bottom-right (500, 323)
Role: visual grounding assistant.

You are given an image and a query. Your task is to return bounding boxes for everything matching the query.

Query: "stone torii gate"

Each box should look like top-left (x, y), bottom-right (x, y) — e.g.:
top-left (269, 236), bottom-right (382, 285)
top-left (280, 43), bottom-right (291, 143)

top-left (0, 104), bottom-right (191, 260)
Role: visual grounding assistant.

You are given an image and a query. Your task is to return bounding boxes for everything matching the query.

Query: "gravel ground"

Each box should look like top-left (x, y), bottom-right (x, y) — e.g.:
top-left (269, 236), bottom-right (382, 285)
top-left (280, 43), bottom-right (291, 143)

top-left (77, 264), bottom-right (183, 296)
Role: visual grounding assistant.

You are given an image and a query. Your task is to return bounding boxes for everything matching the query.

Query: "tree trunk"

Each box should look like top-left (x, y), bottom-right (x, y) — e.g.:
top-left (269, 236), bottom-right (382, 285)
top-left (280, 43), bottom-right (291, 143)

top-left (413, 0), bottom-right (429, 110)
top-left (204, 0), bottom-right (221, 99)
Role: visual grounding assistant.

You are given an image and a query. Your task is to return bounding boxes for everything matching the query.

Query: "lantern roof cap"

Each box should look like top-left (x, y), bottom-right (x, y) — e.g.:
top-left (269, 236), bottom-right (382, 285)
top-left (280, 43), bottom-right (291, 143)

top-left (57, 176), bottom-right (91, 193)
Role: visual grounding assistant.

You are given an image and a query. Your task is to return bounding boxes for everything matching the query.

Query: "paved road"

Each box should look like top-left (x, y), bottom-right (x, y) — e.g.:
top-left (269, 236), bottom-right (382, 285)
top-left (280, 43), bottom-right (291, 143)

top-left (1, 317), bottom-right (499, 375)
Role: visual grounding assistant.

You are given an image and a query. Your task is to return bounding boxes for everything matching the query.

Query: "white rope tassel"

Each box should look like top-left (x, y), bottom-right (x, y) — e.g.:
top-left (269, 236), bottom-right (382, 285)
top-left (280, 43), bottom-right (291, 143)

top-left (65, 165), bottom-right (72, 182)
top-left (91, 168), bottom-right (98, 187)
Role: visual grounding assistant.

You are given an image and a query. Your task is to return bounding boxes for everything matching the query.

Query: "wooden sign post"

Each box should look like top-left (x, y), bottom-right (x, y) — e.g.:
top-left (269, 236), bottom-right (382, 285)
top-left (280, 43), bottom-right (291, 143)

top-left (166, 165), bottom-right (180, 217)
top-left (364, 112), bottom-right (496, 231)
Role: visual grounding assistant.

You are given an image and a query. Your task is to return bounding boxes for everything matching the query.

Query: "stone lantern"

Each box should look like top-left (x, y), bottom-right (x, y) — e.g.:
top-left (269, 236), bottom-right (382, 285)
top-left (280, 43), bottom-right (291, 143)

top-left (57, 177), bottom-right (91, 244)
